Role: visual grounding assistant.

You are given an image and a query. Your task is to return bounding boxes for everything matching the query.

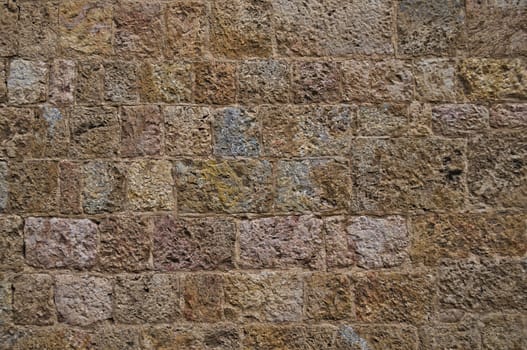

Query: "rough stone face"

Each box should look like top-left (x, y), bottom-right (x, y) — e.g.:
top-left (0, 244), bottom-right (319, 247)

top-left (397, 0), bottom-right (465, 56)
top-left (323, 216), bottom-right (357, 269)
top-left (7, 161), bottom-right (58, 213)
top-left (104, 61), bottom-right (138, 103)
top-left (239, 215), bottom-right (324, 269)
top-left (49, 60), bottom-right (75, 105)
top-left (481, 314), bottom-right (527, 350)
top-left (355, 103), bottom-right (415, 137)
top-left (0, 216), bottom-right (23, 271)
top-left (17, 1), bottom-right (58, 59)
top-left (490, 103), bottom-right (527, 129)
top-left (7, 60), bottom-right (48, 104)
top-left (154, 215), bottom-right (236, 271)
top-left (0, 60), bottom-right (6, 102)
top-left (276, 159), bottom-right (351, 213)
top-left (415, 59), bottom-right (461, 102)
top-left (0, 106), bottom-right (69, 159)
top-left (194, 61), bottom-right (237, 105)
top-left (55, 275), bottom-right (113, 326)
top-left (438, 260), bottom-right (527, 313)
top-left (24, 217), bottom-right (98, 269)
top-left (0, 3), bottom-right (18, 56)
top-left (242, 324), bottom-right (335, 349)
top-left (183, 274), bottom-right (224, 322)
top-left (335, 325), bottom-right (418, 350)
top-left (458, 58), bottom-right (527, 100)
top-left (138, 62), bottom-right (193, 103)
top-left (353, 272), bottom-right (435, 323)
top-left (342, 60), bottom-right (414, 102)
top-left (292, 62), bottom-right (341, 103)
top-left (126, 160), bottom-right (174, 211)
top-left (273, 0), bottom-right (393, 56)
top-left (0, 280), bottom-right (12, 324)
top-left (431, 104), bottom-right (490, 136)
top-left (12, 274), bottom-right (55, 325)
top-left (120, 105), bottom-right (162, 157)
top-left (98, 215), bottom-right (153, 272)
top-left (224, 272), bottom-right (303, 322)
top-left (410, 213), bottom-right (527, 265)
top-left (210, 0), bottom-right (273, 58)
top-left (82, 161), bottom-right (126, 214)
top-left (75, 60), bottom-right (104, 103)
top-left (0, 162), bottom-right (6, 211)
top-left (467, 132), bottom-right (527, 208)
top-left (59, 0), bottom-right (113, 55)
top-left (114, 1), bottom-right (163, 58)
top-left (114, 274), bottom-right (181, 324)
top-left (174, 159), bottom-right (273, 213)
top-left (351, 138), bottom-right (466, 213)
top-left (419, 320), bottom-right (480, 350)
top-left (165, 1), bottom-right (208, 58)
top-left (261, 105), bottom-right (353, 156)
top-left (304, 273), bottom-right (353, 321)
top-left (213, 107), bottom-right (260, 157)
top-left (164, 106), bottom-right (212, 156)
top-left (238, 60), bottom-right (290, 104)
top-left (59, 162), bottom-right (82, 214)
top-left (69, 106), bottom-right (120, 159)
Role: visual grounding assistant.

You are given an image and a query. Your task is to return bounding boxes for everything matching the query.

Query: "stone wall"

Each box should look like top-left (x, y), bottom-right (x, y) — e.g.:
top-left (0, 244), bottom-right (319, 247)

top-left (0, 0), bottom-right (526, 348)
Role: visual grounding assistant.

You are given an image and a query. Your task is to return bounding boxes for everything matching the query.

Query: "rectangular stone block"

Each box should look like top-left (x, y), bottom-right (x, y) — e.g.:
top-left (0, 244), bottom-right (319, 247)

top-left (261, 105), bottom-right (353, 157)
top-left (0, 3), bottom-right (18, 56)
top-left (104, 61), bottom-right (139, 103)
top-left (353, 271), bottom-right (435, 323)
top-left (273, 0), bottom-right (393, 56)
top-left (194, 61), bottom-right (236, 105)
top-left (164, 106), bottom-right (212, 156)
top-left (174, 159), bottom-right (273, 213)
top-left (292, 61), bottom-right (341, 103)
top-left (210, 0), bottom-right (273, 58)
top-left (239, 215), bottom-right (324, 269)
top-left (13, 274), bottom-right (55, 325)
top-left (213, 107), bottom-right (260, 157)
top-left (304, 273), bottom-right (353, 321)
top-left (468, 132), bottom-right (527, 208)
top-left (17, 1), bottom-right (58, 59)
top-left (121, 105), bottom-right (162, 157)
top-left (415, 59), bottom-right (461, 102)
top-left (419, 320), bottom-right (480, 350)
top-left (114, 1), bottom-right (163, 58)
top-left (336, 325), bottom-right (418, 350)
top-left (242, 324), bottom-right (335, 350)
top-left (351, 138), bottom-right (466, 213)
top-left (0, 280), bottom-right (11, 325)
top-left (275, 159), bottom-right (351, 213)
top-left (183, 274), bottom-right (224, 322)
top-left (154, 215), bottom-right (236, 271)
top-left (75, 60), bottom-right (104, 103)
top-left (481, 314), bottom-right (527, 350)
top-left (458, 58), bottom-right (527, 101)
top-left (55, 275), bottom-right (113, 326)
top-left (397, 0), bottom-right (465, 56)
top-left (24, 217), bottom-right (98, 269)
top-left (165, 0), bottom-right (208, 58)
top-left (59, 0), bottom-right (113, 56)
top-left (0, 59), bottom-right (6, 102)
top-left (355, 103), bottom-right (418, 137)
top-left (49, 60), bottom-right (75, 105)
top-left (69, 106), bottom-right (120, 158)
top-left (7, 160), bottom-right (59, 213)
top-left (0, 162), bottom-right (6, 211)
top-left (81, 161), bottom-right (126, 214)
top-left (138, 62), bottom-right (193, 103)
top-left (126, 160), bottom-right (174, 211)
top-left (238, 60), bottom-right (290, 104)
top-left (438, 260), bottom-right (527, 313)
top-left (0, 215), bottom-right (23, 271)
top-left (7, 60), bottom-right (48, 104)
top-left (224, 272), bottom-right (303, 322)
top-left (490, 103), bottom-right (527, 129)
top-left (97, 215), bottom-right (153, 272)
top-left (59, 161), bottom-right (82, 214)
top-left (114, 274), bottom-right (181, 324)
top-left (410, 213), bottom-right (527, 265)
top-left (431, 104), bottom-right (490, 136)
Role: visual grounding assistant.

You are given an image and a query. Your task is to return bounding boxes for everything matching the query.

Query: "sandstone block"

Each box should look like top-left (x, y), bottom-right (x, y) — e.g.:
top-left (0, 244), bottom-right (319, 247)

top-left (0, 60), bottom-right (6, 102)
top-left (24, 217), bottom-right (98, 269)
top-left (120, 105), bottom-right (162, 157)
top-left (261, 105), bottom-right (353, 157)
top-left (49, 60), bottom-right (75, 105)
top-left (304, 273), bottom-right (353, 321)
top-left (55, 275), bottom-right (113, 326)
top-left (114, 274), bottom-right (181, 324)
top-left (0, 280), bottom-right (11, 324)
top-left (410, 213), bottom-right (527, 265)
top-left (431, 104), bottom-right (489, 136)
top-left (82, 161), bottom-right (126, 214)
top-left (481, 314), bottom-right (527, 350)
top-left (75, 60), bottom-right (104, 103)
top-left (415, 59), bottom-right (460, 102)
top-left (13, 274), bottom-right (55, 325)
top-left (70, 106), bottom-right (119, 158)
top-left (59, 161), bottom-right (82, 214)
top-left (183, 274), bottom-right (224, 322)
top-left (238, 60), bottom-right (290, 104)
top-left (154, 215), bottom-right (236, 271)
top-left (276, 159), bottom-right (351, 213)
top-left (7, 60), bottom-right (48, 104)
top-left (164, 106), bottom-right (212, 156)
top-left (292, 61), bottom-right (341, 103)
top-left (273, 0), bottom-right (393, 56)
top-left (139, 62), bottom-right (193, 103)
top-left (239, 215), bottom-right (324, 269)
top-left (0, 215), bottom-right (23, 271)
top-left (165, 1), bottom-right (208, 58)
top-left (224, 272), bottom-right (303, 322)
top-left (490, 103), bottom-right (527, 129)
top-left (98, 215), bottom-right (153, 272)
top-left (323, 216), bottom-right (357, 269)
top-left (104, 61), bottom-right (138, 103)
top-left (242, 324), bottom-right (335, 349)
top-left (355, 103), bottom-right (414, 137)
top-left (351, 138), bottom-right (466, 213)
top-left (0, 162), bottom-right (6, 211)
top-left (17, 1), bottom-right (58, 59)
top-left (174, 159), bottom-right (273, 213)
top-left (126, 160), bottom-right (174, 211)
top-left (194, 61), bottom-right (236, 105)
top-left (335, 325), bottom-right (418, 350)
top-left (213, 107), bottom-right (260, 157)
top-left (0, 3), bottom-right (18, 56)
top-left (419, 320), bottom-right (480, 350)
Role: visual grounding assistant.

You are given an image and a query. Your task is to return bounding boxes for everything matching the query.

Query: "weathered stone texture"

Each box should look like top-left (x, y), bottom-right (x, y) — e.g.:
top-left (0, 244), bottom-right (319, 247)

top-left (415, 59), bottom-right (461, 102)
top-left (126, 160), bottom-right (174, 211)
top-left (335, 325), bottom-right (418, 350)
top-left (0, 215), bottom-right (23, 271)
top-left (0, 3), bottom-right (18, 56)
top-left (183, 274), bottom-right (224, 322)
top-left (432, 104), bottom-right (490, 136)
top-left (164, 106), bottom-right (212, 156)
top-left (194, 61), bottom-right (236, 105)
top-left (165, 1), bottom-right (208, 58)
top-left (7, 60), bottom-right (48, 104)
top-left (104, 61), bottom-right (139, 103)
top-left (17, 1), bottom-right (58, 59)
top-left (59, 161), bottom-right (82, 214)
top-left (213, 107), bottom-right (260, 157)
top-left (238, 60), bottom-right (290, 104)
top-left (75, 60), bottom-right (104, 103)
top-left (24, 217), bottom-right (98, 269)
top-left (12, 274), bottom-right (55, 325)
top-left (242, 324), bottom-right (335, 349)
top-left (490, 103), bottom-right (527, 129)
top-left (120, 105), bottom-right (162, 157)
top-left (81, 161), bottom-right (126, 214)
top-left (304, 273), bottom-right (353, 321)
top-left (139, 62), bottom-right (193, 103)
top-left (292, 61), bottom-right (341, 103)
top-left (481, 314), bottom-right (527, 350)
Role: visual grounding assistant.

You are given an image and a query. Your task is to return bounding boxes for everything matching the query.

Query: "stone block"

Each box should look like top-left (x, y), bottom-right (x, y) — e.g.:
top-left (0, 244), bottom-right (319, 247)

top-left (13, 274), bottom-right (55, 325)
top-left (213, 107), bottom-right (260, 157)
top-left (7, 60), bottom-right (48, 104)
top-left (164, 106), bottom-right (212, 156)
